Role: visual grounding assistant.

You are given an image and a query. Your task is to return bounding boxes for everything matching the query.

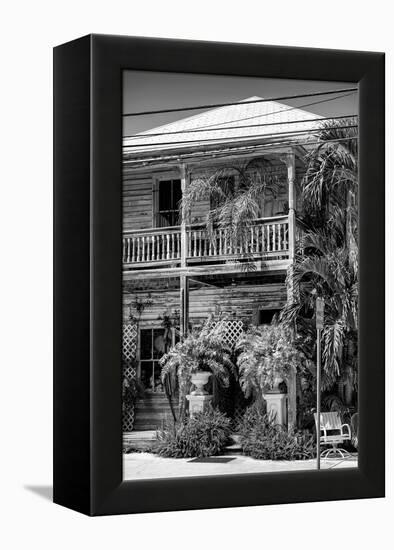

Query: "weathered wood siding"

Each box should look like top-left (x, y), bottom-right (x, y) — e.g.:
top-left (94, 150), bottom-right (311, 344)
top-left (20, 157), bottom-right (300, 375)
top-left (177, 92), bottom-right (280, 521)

top-left (123, 172), bottom-right (153, 231)
top-left (122, 160), bottom-right (300, 231)
top-left (123, 282), bottom-right (287, 327)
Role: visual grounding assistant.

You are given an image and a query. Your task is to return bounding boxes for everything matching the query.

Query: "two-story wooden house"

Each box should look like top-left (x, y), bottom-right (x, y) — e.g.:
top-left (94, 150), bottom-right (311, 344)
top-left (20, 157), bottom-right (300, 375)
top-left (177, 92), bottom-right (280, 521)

top-left (122, 97), bottom-right (322, 432)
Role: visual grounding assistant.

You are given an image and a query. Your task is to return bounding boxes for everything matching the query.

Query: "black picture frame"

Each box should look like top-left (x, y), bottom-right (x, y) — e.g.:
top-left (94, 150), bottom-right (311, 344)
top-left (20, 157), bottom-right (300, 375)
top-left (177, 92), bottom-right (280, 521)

top-left (53, 34), bottom-right (385, 516)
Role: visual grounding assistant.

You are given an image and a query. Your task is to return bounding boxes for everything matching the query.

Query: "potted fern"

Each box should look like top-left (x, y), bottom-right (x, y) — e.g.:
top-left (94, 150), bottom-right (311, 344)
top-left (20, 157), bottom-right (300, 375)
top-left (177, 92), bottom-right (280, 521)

top-left (160, 318), bottom-right (236, 418)
top-left (236, 324), bottom-right (310, 400)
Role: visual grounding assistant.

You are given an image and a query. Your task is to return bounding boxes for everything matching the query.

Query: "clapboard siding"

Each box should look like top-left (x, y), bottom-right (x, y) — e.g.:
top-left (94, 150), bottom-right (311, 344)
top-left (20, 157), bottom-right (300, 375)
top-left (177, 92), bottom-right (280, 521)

top-left (122, 161), bottom-right (297, 231)
top-left (123, 173), bottom-right (153, 231)
top-left (123, 283), bottom-right (287, 327)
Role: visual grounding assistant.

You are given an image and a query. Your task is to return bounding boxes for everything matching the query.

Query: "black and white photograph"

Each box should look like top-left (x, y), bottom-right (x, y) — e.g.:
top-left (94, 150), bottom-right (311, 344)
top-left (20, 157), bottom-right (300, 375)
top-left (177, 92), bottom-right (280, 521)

top-left (121, 71), bottom-right (359, 480)
top-left (2, 0), bottom-right (389, 543)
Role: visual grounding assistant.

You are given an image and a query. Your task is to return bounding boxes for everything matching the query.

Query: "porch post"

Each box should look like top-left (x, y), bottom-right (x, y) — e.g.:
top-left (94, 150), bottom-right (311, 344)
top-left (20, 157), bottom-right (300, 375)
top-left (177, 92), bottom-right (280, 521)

top-left (179, 274), bottom-right (189, 337)
top-left (179, 163), bottom-right (189, 337)
top-left (286, 149), bottom-right (296, 261)
top-left (286, 149), bottom-right (297, 431)
top-left (180, 163), bottom-right (188, 268)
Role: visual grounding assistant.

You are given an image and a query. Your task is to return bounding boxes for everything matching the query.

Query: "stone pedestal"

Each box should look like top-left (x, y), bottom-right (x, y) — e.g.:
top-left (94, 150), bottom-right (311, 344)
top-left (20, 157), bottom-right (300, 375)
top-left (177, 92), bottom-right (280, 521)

top-left (186, 394), bottom-right (213, 417)
top-left (263, 392), bottom-right (288, 427)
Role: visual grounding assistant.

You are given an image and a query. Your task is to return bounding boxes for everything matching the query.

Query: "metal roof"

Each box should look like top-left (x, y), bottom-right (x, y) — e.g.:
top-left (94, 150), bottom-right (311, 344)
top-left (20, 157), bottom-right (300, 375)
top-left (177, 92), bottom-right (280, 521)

top-left (123, 96), bottom-right (323, 155)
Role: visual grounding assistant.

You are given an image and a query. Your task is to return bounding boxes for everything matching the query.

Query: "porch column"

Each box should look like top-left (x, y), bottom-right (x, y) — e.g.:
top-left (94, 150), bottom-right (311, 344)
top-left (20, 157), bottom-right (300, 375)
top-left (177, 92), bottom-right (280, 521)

top-left (179, 163), bottom-right (189, 338)
top-left (180, 163), bottom-right (189, 268)
top-left (285, 149), bottom-right (297, 431)
top-left (180, 274), bottom-right (189, 337)
top-left (286, 149), bottom-right (296, 261)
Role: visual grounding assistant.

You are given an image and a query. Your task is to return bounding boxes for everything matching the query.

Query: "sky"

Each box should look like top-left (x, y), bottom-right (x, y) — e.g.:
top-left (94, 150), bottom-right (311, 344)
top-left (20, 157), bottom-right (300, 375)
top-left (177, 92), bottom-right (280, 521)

top-left (122, 70), bottom-right (358, 137)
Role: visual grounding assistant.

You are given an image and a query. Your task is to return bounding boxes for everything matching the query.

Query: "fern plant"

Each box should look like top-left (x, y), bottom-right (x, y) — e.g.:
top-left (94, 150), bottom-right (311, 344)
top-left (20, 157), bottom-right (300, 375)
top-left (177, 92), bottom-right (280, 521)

top-left (236, 324), bottom-right (311, 402)
top-left (160, 318), bottom-right (236, 419)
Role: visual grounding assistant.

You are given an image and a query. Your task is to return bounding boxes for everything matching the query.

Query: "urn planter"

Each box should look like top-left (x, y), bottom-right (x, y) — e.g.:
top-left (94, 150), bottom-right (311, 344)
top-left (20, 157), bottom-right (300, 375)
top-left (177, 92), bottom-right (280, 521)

top-left (190, 371), bottom-right (211, 395)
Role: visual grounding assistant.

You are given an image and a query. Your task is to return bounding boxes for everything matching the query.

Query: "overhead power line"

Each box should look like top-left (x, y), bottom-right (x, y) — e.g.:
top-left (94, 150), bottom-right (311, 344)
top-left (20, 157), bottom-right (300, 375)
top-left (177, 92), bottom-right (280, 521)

top-left (123, 124), bottom-right (358, 149)
top-left (172, 92), bottom-right (357, 132)
top-left (123, 135), bottom-right (358, 167)
top-left (122, 88), bottom-right (358, 117)
top-left (123, 114), bottom-right (357, 140)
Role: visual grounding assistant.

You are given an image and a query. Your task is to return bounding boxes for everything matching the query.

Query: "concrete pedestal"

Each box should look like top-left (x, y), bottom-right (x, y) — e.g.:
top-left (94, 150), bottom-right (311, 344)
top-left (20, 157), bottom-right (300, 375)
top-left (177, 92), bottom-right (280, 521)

top-left (263, 392), bottom-right (288, 427)
top-left (186, 394), bottom-right (213, 417)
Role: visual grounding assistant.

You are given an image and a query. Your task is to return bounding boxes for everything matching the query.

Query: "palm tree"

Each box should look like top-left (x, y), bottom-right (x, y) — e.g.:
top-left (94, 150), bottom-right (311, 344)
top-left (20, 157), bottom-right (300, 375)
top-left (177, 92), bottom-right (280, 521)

top-left (181, 159), bottom-right (285, 267)
top-left (281, 119), bottom-right (358, 401)
top-left (302, 118), bottom-right (358, 267)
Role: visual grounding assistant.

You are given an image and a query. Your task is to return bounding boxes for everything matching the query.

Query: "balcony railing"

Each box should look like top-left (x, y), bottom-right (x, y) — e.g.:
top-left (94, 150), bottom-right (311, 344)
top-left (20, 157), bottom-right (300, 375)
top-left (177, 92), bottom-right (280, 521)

top-left (123, 215), bottom-right (289, 267)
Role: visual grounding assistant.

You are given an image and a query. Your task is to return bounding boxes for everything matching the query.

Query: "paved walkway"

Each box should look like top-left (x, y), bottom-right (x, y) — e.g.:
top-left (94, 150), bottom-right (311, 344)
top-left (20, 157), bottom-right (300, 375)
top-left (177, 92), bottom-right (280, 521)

top-left (123, 452), bottom-right (358, 480)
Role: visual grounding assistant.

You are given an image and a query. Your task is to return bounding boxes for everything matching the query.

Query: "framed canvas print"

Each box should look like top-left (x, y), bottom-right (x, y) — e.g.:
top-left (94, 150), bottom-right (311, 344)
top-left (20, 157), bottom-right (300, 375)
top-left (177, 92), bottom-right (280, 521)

top-left (53, 34), bottom-right (385, 516)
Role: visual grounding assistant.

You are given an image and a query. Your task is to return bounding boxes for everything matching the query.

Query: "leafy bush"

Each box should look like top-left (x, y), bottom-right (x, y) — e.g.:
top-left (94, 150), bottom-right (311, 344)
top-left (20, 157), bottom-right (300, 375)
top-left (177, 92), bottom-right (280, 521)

top-left (236, 325), bottom-right (311, 401)
top-left (238, 405), bottom-right (316, 461)
top-left (122, 374), bottom-right (145, 413)
top-left (156, 408), bottom-right (231, 458)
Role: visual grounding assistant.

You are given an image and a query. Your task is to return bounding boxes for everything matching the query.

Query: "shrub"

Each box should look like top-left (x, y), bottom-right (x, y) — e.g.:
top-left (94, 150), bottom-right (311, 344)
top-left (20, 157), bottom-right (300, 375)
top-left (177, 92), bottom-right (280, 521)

top-left (238, 405), bottom-right (316, 461)
top-left (156, 408), bottom-right (231, 458)
top-left (235, 401), bottom-right (267, 434)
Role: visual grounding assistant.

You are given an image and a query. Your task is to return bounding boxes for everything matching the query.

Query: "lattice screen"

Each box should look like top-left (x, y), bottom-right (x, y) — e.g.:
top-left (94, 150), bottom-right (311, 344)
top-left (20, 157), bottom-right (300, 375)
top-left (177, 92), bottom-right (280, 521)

top-left (209, 319), bottom-right (244, 349)
top-left (209, 319), bottom-right (246, 425)
top-left (122, 323), bottom-right (137, 432)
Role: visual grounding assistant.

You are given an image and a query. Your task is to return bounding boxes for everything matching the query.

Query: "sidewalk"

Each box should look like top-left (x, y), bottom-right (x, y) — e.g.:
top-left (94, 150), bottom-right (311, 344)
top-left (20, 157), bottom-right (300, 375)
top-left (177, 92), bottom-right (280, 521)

top-left (123, 451), bottom-right (358, 481)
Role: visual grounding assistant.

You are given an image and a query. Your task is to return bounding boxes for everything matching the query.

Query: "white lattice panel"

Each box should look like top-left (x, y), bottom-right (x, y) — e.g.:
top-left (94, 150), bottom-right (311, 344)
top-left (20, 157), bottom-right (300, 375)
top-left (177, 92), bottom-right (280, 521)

top-left (209, 319), bottom-right (244, 349)
top-left (122, 323), bottom-right (137, 432)
top-left (123, 323), bottom-right (137, 366)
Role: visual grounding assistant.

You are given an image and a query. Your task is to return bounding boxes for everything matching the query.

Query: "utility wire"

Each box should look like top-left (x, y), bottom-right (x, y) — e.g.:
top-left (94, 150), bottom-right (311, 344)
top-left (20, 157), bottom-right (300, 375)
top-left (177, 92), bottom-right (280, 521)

top-left (123, 124), bottom-right (358, 149)
top-left (164, 92), bottom-right (356, 132)
top-left (122, 88), bottom-right (358, 117)
top-left (123, 136), bottom-right (358, 166)
top-left (123, 114), bottom-right (357, 140)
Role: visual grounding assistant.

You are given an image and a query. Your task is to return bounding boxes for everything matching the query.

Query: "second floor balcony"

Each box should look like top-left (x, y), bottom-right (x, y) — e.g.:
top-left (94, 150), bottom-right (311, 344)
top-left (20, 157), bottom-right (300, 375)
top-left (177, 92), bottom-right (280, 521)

top-left (123, 215), bottom-right (292, 270)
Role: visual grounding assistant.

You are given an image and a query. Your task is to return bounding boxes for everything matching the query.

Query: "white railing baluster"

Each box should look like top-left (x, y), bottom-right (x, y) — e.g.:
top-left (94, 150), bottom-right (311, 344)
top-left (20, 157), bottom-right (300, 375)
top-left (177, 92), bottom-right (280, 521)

top-left (122, 216), bottom-right (290, 266)
top-left (151, 235), bottom-right (155, 260)
top-left (166, 234), bottom-right (170, 259)
top-left (123, 239), bottom-right (128, 263)
top-left (255, 226), bottom-right (260, 254)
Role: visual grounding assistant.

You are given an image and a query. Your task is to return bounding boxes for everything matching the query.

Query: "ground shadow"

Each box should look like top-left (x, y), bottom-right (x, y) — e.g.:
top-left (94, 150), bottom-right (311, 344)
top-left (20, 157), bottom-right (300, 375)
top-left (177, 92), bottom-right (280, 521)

top-left (24, 485), bottom-right (53, 501)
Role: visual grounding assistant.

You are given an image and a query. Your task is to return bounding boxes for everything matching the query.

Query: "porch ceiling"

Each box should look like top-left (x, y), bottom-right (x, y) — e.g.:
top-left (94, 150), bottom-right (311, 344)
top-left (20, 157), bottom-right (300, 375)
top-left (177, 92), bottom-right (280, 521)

top-left (123, 270), bottom-right (286, 293)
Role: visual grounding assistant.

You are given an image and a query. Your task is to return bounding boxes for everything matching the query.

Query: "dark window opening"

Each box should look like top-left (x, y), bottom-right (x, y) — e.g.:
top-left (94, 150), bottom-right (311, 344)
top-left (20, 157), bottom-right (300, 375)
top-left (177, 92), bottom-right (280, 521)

top-left (139, 327), bottom-right (180, 392)
top-left (156, 179), bottom-right (181, 227)
top-left (258, 308), bottom-right (280, 325)
top-left (139, 328), bottom-right (166, 392)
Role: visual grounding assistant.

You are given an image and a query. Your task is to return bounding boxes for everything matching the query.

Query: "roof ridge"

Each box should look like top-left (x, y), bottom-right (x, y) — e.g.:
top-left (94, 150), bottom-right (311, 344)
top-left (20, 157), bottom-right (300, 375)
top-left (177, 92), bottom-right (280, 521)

top-left (134, 96), bottom-right (269, 136)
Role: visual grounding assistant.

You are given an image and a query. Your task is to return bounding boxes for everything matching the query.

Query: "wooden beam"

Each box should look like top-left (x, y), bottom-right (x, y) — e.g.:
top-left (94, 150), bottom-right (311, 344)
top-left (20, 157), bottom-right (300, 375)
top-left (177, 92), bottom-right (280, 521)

top-left (179, 163), bottom-right (188, 268)
top-left (179, 274), bottom-right (189, 336)
top-left (285, 149), bottom-right (296, 261)
top-left (123, 259), bottom-right (291, 280)
top-left (282, 149), bottom-right (298, 430)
